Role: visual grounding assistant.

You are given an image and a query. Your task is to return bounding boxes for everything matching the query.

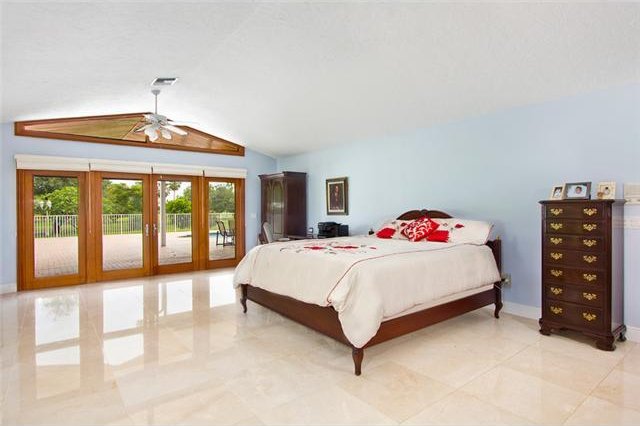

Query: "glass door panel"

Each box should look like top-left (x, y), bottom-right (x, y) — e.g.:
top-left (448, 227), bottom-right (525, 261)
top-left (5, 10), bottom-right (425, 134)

top-left (155, 178), bottom-right (194, 268)
top-left (101, 178), bottom-right (145, 272)
top-left (33, 176), bottom-right (80, 278)
top-left (207, 181), bottom-right (236, 261)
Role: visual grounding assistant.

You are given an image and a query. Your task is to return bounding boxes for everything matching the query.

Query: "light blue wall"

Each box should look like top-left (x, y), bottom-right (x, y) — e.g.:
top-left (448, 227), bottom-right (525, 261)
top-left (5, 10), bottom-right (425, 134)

top-left (279, 84), bottom-right (640, 327)
top-left (0, 123), bottom-right (277, 287)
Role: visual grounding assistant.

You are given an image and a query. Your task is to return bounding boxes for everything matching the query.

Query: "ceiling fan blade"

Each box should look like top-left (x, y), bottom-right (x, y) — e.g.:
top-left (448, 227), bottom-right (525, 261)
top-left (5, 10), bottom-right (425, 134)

top-left (134, 123), bottom-right (152, 133)
top-left (162, 124), bottom-right (187, 136)
top-left (144, 127), bottom-right (159, 141)
top-left (160, 129), bottom-right (172, 140)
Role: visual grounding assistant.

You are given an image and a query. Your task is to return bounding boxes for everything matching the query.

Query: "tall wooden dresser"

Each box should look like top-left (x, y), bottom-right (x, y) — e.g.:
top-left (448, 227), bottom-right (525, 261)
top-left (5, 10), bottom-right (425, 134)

top-left (260, 172), bottom-right (307, 239)
top-left (539, 200), bottom-right (625, 350)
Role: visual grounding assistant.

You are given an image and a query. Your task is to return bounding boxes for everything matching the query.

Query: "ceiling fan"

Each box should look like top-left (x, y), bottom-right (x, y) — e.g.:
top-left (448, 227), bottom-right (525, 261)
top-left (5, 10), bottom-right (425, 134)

top-left (135, 89), bottom-right (188, 142)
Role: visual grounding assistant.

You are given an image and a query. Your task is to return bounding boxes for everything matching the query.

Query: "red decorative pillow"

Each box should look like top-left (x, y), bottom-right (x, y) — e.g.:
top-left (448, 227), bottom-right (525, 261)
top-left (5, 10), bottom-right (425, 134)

top-left (376, 227), bottom-right (396, 239)
top-left (401, 216), bottom-right (440, 242)
top-left (426, 230), bottom-right (450, 242)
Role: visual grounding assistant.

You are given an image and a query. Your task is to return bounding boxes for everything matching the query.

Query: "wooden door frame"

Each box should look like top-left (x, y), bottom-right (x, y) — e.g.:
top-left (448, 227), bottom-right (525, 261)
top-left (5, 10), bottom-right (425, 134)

top-left (17, 169), bottom-right (89, 290)
top-left (202, 177), bottom-right (245, 269)
top-left (91, 172), bottom-right (152, 282)
top-left (151, 174), bottom-right (201, 275)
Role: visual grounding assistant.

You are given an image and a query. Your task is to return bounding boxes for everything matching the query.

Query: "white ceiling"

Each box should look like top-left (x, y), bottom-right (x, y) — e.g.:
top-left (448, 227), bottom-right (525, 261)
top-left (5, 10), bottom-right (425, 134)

top-left (2, 2), bottom-right (639, 157)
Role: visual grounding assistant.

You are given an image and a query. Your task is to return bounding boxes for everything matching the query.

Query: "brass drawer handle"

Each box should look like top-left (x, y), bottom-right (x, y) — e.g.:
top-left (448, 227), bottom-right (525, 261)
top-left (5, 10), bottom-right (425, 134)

top-left (550, 252), bottom-right (563, 260)
top-left (550, 237), bottom-right (563, 245)
top-left (550, 223), bottom-right (563, 231)
top-left (550, 287), bottom-right (563, 296)
top-left (551, 269), bottom-right (564, 277)
top-left (583, 273), bottom-right (597, 282)
top-left (582, 292), bottom-right (597, 301)
top-left (583, 239), bottom-right (597, 248)
top-left (583, 208), bottom-right (598, 216)
top-left (550, 306), bottom-right (563, 315)
top-left (550, 208), bottom-right (564, 216)
top-left (582, 312), bottom-right (597, 321)
top-left (583, 255), bottom-right (598, 264)
top-left (583, 223), bottom-right (598, 232)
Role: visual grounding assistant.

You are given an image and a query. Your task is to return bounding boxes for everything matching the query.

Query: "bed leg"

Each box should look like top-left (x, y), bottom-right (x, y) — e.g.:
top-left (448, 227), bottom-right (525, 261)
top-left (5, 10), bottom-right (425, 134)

top-left (240, 285), bottom-right (248, 314)
top-left (352, 347), bottom-right (364, 376)
top-left (494, 283), bottom-right (503, 319)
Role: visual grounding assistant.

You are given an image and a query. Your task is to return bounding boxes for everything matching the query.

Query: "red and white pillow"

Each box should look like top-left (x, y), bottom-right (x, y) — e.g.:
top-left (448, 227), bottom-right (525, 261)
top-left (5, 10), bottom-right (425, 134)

top-left (375, 219), bottom-right (413, 239)
top-left (400, 216), bottom-right (440, 242)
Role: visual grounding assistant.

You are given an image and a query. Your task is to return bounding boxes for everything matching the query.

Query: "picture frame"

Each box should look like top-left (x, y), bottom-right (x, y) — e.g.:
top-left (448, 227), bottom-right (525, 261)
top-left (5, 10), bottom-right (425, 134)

top-left (326, 177), bottom-right (348, 215)
top-left (564, 181), bottom-right (592, 200)
top-left (596, 181), bottom-right (616, 200)
top-left (549, 184), bottom-right (566, 200)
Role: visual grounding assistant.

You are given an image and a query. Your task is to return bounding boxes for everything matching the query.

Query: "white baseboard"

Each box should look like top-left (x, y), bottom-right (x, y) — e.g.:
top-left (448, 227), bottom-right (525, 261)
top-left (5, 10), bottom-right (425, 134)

top-left (625, 326), bottom-right (640, 343)
top-left (502, 301), bottom-right (540, 320)
top-left (0, 283), bottom-right (17, 295)
top-left (501, 301), bottom-right (640, 343)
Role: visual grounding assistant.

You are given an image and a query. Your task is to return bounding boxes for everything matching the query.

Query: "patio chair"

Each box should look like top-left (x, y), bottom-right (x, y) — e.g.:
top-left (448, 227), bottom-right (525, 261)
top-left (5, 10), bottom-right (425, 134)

top-left (217, 220), bottom-right (235, 247)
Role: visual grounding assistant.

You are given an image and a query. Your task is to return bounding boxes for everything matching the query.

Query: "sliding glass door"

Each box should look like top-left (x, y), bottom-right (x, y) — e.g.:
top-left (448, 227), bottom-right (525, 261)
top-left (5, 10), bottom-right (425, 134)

top-left (205, 178), bottom-right (244, 268)
top-left (18, 170), bottom-right (87, 290)
top-left (93, 172), bottom-right (151, 281)
top-left (151, 175), bottom-right (200, 274)
top-left (18, 168), bottom-right (243, 290)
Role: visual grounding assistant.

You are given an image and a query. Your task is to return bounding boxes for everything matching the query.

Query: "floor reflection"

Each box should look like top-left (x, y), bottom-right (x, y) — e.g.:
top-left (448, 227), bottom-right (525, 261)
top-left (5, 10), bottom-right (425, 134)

top-left (1, 269), bottom-right (240, 425)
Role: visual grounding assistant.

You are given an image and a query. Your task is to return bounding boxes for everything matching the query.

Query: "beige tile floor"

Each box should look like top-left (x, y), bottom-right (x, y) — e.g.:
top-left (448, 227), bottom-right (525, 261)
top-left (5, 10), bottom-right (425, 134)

top-left (1, 269), bottom-right (638, 425)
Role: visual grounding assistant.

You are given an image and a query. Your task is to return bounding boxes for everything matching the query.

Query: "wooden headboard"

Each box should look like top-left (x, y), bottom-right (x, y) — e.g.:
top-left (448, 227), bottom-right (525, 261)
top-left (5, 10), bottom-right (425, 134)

top-left (396, 209), bottom-right (452, 220)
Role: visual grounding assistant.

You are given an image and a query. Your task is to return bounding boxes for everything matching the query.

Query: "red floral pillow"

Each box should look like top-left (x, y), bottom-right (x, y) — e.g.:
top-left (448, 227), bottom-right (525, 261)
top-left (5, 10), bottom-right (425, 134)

top-left (376, 227), bottom-right (396, 239)
top-left (426, 230), bottom-right (450, 242)
top-left (401, 216), bottom-right (440, 242)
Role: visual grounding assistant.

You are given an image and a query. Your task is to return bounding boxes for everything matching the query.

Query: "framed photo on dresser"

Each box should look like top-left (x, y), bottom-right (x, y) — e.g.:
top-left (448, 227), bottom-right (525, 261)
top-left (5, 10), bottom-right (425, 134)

top-left (549, 184), bottom-right (566, 200)
top-left (597, 181), bottom-right (616, 200)
top-left (565, 182), bottom-right (591, 200)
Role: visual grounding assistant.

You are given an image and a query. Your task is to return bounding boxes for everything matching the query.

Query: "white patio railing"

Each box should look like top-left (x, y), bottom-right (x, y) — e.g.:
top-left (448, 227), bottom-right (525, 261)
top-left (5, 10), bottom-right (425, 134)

top-left (34, 213), bottom-right (235, 238)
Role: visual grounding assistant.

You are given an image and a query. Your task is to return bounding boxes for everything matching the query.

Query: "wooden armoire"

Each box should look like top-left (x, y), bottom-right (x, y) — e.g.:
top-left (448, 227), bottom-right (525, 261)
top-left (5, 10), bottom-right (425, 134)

top-left (259, 172), bottom-right (307, 239)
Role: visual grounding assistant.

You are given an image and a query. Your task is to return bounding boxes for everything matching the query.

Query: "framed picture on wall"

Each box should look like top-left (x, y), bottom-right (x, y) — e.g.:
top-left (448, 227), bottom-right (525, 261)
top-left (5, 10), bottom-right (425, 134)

top-left (565, 182), bottom-right (592, 200)
top-left (549, 184), bottom-right (566, 200)
top-left (326, 177), bottom-right (348, 215)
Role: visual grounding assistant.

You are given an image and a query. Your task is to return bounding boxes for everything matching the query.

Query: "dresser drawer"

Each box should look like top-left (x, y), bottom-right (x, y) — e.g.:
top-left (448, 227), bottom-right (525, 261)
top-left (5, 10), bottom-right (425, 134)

top-left (544, 301), bottom-right (603, 331)
top-left (543, 249), bottom-right (605, 269)
top-left (545, 220), bottom-right (605, 236)
top-left (543, 234), bottom-right (604, 252)
top-left (544, 265), bottom-right (604, 287)
top-left (544, 284), bottom-right (603, 308)
top-left (546, 204), bottom-right (604, 220)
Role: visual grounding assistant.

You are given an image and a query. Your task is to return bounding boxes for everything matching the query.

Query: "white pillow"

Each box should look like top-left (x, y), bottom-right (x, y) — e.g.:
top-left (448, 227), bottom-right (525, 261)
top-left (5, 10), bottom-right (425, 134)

top-left (432, 218), bottom-right (493, 245)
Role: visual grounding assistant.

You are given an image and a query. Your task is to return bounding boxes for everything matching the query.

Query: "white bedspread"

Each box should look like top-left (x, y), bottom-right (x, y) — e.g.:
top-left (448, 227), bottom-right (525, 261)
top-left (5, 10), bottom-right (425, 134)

top-left (233, 236), bottom-right (500, 348)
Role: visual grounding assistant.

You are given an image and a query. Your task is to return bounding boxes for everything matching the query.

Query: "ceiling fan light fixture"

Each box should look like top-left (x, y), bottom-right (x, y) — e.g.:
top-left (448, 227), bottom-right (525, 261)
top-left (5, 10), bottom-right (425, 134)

top-left (144, 127), bottom-right (159, 141)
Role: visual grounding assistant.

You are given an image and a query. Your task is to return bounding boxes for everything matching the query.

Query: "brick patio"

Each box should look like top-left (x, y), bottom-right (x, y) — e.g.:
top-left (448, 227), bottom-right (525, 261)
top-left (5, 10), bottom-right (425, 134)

top-left (34, 232), bottom-right (235, 277)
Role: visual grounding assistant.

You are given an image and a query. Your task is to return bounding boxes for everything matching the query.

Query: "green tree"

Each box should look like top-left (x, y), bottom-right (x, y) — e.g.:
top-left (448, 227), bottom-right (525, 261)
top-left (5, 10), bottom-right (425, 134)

top-left (33, 177), bottom-right (74, 197)
top-left (209, 183), bottom-right (235, 213)
top-left (36, 186), bottom-right (79, 215)
top-left (102, 180), bottom-right (142, 214)
top-left (166, 197), bottom-right (191, 213)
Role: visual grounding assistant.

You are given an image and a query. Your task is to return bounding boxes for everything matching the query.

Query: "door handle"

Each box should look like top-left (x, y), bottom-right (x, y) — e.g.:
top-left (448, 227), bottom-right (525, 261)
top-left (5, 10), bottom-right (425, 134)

top-left (153, 223), bottom-right (157, 235)
top-left (145, 224), bottom-right (149, 237)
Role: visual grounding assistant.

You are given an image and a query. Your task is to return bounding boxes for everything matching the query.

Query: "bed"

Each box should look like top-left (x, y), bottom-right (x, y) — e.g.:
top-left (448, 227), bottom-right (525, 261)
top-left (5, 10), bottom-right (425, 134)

top-left (234, 209), bottom-right (503, 375)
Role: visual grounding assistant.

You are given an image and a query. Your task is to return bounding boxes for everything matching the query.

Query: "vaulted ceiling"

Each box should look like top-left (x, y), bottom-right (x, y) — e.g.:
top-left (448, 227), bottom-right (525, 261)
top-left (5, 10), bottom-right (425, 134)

top-left (2, 2), bottom-right (639, 157)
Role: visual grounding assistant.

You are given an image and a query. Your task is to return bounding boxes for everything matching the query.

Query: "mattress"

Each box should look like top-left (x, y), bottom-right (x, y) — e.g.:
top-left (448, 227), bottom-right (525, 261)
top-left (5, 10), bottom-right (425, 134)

top-left (234, 236), bottom-right (500, 348)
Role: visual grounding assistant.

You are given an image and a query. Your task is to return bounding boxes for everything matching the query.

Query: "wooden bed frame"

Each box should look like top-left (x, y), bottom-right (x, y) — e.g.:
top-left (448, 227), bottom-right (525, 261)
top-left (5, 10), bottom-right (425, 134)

top-left (240, 209), bottom-right (503, 375)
